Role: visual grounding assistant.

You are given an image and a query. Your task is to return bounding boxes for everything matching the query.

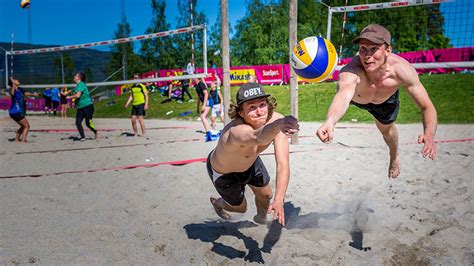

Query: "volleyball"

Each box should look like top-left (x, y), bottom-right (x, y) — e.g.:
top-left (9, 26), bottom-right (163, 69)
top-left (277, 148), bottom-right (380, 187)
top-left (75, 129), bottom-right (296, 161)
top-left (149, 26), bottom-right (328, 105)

top-left (20, 0), bottom-right (30, 9)
top-left (290, 36), bottom-right (338, 83)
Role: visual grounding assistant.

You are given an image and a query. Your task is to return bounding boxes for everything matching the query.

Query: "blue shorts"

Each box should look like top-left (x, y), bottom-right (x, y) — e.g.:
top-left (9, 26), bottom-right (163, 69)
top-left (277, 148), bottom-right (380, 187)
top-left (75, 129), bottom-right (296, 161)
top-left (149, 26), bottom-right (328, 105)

top-left (207, 151), bottom-right (270, 206)
top-left (10, 113), bottom-right (25, 122)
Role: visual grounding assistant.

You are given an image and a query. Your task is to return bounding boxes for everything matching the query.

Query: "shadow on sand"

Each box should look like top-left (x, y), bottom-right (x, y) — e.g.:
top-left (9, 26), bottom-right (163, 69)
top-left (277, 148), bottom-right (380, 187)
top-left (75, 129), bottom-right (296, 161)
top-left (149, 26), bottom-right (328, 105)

top-left (183, 202), bottom-right (351, 263)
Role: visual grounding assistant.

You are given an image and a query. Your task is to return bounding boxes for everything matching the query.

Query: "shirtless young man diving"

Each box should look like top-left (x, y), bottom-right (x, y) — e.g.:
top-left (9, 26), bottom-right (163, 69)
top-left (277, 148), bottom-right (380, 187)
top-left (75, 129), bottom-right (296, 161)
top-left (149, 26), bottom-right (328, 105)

top-left (317, 24), bottom-right (437, 179)
top-left (207, 83), bottom-right (299, 225)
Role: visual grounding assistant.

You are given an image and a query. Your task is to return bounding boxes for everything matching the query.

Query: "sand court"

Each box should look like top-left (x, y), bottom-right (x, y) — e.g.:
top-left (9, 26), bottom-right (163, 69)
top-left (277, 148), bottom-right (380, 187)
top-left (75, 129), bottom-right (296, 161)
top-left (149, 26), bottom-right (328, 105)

top-left (0, 115), bottom-right (473, 264)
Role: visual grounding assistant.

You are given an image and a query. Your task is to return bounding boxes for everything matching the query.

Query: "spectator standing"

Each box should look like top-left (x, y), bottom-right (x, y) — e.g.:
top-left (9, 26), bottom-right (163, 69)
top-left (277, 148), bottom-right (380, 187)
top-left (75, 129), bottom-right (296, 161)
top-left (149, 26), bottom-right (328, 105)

top-left (180, 72), bottom-right (193, 103)
top-left (59, 87), bottom-right (70, 118)
top-left (50, 87), bottom-right (60, 116)
top-left (186, 58), bottom-right (195, 75)
top-left (209, 75), bottom-right (224, 130)
top-left (43, 88), bottom-right (52, 114)
top-left (194, 77), bottom-right (211, 134)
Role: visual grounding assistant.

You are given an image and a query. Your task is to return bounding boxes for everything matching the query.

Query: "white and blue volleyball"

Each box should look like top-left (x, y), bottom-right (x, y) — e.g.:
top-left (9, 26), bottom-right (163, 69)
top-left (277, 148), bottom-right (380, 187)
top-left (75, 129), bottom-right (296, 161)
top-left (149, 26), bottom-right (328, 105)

top-left (290, 36), bottom-right (338, 83)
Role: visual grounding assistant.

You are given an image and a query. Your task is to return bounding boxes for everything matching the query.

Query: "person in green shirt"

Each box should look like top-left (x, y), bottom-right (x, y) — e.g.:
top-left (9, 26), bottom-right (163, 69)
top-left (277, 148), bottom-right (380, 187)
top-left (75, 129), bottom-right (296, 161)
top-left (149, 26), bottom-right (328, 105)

top-left (67, 72), bottom-right (97, 141)
top-left (124, 74), bottom-right (149, 138)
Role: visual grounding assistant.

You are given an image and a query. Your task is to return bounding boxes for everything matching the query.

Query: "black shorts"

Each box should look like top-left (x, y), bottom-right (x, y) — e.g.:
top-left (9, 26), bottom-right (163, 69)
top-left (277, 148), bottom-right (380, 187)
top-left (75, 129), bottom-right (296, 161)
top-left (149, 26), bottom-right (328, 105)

top-left (351, 90), bottom-right (400, 125)
top-left (131, 104), bottom-right (146, 116)
top-left (44, 97), bottom-right (52, 108)
top-left (10, 113), bottom-right (25, 122)
top-left (52, 101), bottom-right (59, 109)
top-left (207, 152), bottom-right (270, 206)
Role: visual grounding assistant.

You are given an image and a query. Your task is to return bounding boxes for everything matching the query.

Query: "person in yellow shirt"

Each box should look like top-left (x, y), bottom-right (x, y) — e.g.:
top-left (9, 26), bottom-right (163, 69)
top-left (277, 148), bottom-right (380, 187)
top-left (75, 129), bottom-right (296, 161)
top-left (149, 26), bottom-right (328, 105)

top-left (124, 74), bottom-right (149, 138)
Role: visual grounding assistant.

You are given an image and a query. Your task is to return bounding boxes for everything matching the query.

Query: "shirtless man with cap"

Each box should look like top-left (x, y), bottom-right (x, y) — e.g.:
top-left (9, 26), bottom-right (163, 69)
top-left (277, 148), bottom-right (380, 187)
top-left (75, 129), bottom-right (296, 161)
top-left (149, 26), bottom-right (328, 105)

top-left (317, 24), bottom-right (437, 179)
top-left (207, 83), bottom-right (299, 225)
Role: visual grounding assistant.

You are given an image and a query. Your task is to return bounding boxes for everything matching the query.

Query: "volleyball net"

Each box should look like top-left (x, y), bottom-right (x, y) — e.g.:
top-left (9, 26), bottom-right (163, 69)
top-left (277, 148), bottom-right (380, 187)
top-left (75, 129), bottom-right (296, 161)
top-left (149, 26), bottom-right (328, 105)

top-left (3, 24), bottom-right (207, 90)
top-left (325, 0), bottom-right (473, 72)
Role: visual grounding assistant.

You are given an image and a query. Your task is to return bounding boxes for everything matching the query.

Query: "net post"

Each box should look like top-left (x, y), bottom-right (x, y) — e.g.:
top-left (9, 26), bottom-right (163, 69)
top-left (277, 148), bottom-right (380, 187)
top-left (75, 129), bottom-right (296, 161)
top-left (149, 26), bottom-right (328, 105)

top-left (289, 0), bottom-right (299, 145)
top-left (327, 8), bottom-right (332, 41)
top-left (203, 24), bottom-right (208, 76)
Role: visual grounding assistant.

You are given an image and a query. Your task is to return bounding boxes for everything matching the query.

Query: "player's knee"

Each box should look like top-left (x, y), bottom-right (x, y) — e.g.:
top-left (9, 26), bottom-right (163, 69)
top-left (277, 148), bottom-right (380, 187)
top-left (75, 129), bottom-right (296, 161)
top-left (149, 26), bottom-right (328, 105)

top-left (256, 190), bottom-right (273, 201)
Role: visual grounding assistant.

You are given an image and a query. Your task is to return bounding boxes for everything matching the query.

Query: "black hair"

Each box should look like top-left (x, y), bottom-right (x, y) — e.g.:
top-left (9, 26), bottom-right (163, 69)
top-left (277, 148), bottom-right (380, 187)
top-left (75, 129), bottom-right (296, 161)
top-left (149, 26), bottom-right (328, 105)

top-left (8, 77), bottom-right (13, 87)
top-left (76, 72), bottom-right (86, 82)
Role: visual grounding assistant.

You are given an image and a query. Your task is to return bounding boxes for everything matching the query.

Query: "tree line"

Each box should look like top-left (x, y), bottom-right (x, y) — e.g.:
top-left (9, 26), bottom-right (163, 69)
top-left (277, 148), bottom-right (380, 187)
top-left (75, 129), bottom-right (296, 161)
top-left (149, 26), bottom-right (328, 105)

top-left (107, 0), bottom-right (451, 79)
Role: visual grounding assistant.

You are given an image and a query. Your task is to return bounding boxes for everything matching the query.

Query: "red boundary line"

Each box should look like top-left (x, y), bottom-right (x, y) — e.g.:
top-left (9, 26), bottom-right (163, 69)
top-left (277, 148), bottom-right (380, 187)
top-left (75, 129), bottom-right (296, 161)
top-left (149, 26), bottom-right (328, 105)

top-left (0, 158), bottom-right (208, 179)
top-left (1, 137), bottom-right (472, 179)
top-left (3, 126), bottom-right (191, 133)
top-left (14, 138), bottom-right (202, 155)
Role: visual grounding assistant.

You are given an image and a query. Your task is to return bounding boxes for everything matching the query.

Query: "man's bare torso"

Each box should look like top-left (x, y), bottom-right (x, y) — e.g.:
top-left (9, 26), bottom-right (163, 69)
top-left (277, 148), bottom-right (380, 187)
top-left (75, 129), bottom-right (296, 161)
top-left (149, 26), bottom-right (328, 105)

top-left (210, 113), bottom-right (282, 174)
top-left (345, 54), bottom-right (407, 104)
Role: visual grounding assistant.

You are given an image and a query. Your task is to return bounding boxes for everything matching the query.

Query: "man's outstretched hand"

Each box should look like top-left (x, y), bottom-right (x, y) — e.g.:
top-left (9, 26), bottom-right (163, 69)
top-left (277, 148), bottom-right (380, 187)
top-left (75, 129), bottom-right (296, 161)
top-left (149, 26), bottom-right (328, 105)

top-left (280, 116), bottom-right (299, 136)
top-left (418, 134), bottom-right (436, 160)
top-left (316, 122), bottom-right (334, 143)
top-left (267, 200), bottom-right (285, 226)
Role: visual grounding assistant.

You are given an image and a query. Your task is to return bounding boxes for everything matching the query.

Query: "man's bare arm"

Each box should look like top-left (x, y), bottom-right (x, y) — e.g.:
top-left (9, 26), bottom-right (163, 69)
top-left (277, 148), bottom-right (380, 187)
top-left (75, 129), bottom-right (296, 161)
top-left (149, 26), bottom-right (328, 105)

top-left (229, 114), bottom-right (299, 146)
top-left (399, 63), bottom-right (437, 159)
top-left (316, 70), bottom-right (358, 143)
top-left (325, 72), bottom-right (358, 125)
top-left (268, 131), bottom-right (291, 225)
top-left (144, 85), bottom-right (149, 110)
top-left (124, 95), bottom-right (133, 108)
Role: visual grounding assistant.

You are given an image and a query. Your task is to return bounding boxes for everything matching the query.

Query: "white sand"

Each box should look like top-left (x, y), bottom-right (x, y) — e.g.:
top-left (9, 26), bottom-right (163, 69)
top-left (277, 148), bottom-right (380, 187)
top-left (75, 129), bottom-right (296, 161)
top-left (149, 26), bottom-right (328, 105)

top-left (0, 115), bottom-right (473, 264)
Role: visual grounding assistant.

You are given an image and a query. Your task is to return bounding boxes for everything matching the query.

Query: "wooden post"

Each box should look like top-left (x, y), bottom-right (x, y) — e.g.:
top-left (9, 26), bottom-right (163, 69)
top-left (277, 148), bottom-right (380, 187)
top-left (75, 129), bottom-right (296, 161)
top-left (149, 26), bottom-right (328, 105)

top-left (289, 0), bottom-right (299, 144)
top-left (221, 0), bottom-right (231, 125)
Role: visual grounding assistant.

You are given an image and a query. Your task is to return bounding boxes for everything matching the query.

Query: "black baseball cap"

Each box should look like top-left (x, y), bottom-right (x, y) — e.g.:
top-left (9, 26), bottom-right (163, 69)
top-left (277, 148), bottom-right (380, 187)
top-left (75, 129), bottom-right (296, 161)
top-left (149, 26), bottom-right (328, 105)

top-left (236, 83), bottom-right (271, 105)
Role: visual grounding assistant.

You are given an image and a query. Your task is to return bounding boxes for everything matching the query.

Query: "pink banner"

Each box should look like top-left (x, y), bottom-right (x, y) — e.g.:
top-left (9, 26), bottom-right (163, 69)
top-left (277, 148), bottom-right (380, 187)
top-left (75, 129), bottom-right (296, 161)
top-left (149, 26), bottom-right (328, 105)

top-left (0, 97), bottom-right (68, 112)
top-left (254, 64), bottom-right (284, 85)
top-left (398, 47), bottom-right (473, 73)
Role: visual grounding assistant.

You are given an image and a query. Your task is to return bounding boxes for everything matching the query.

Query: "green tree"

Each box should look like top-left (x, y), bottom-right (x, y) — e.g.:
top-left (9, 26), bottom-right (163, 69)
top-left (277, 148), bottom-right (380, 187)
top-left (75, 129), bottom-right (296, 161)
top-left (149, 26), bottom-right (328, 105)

top-left (231, 0), bottom-right (289, 65)
top-left (323, 0), bottom-right (451, 56)
top-left (53, 52), bottom-right (75, 83)
top-left (208, 0), bottom-right (232, 68)
top-left (229, 0), bottom-right (452, 65)
top-left (173, 0), bottom-right (207, 69)
top-left (140, 0), bottom-right (176, 70)
top-left (107, 15), bottom-right (146, 80)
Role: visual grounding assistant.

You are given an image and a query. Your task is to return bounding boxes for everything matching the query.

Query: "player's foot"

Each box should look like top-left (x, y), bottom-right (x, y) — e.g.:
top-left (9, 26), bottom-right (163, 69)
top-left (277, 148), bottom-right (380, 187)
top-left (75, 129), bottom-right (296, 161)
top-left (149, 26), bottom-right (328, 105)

top-left (210, 197), bottom-right (231, 220)
top-left (94, 132), bottom-right (98, 140)
top-left (388, 155), bottom-right (400, 179)
top-left (253, 214), bottom-right (267, 225)
top-left (80, 138), bottom-right (86, 142)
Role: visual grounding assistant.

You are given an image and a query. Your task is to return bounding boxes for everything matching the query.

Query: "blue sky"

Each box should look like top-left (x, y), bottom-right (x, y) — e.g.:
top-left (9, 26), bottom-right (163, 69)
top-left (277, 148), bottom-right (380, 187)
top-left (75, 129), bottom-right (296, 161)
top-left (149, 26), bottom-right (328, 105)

top-left (0, 0), bottom-right (246, 46)
top-left (1, 0), bottom-right (472, 48)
